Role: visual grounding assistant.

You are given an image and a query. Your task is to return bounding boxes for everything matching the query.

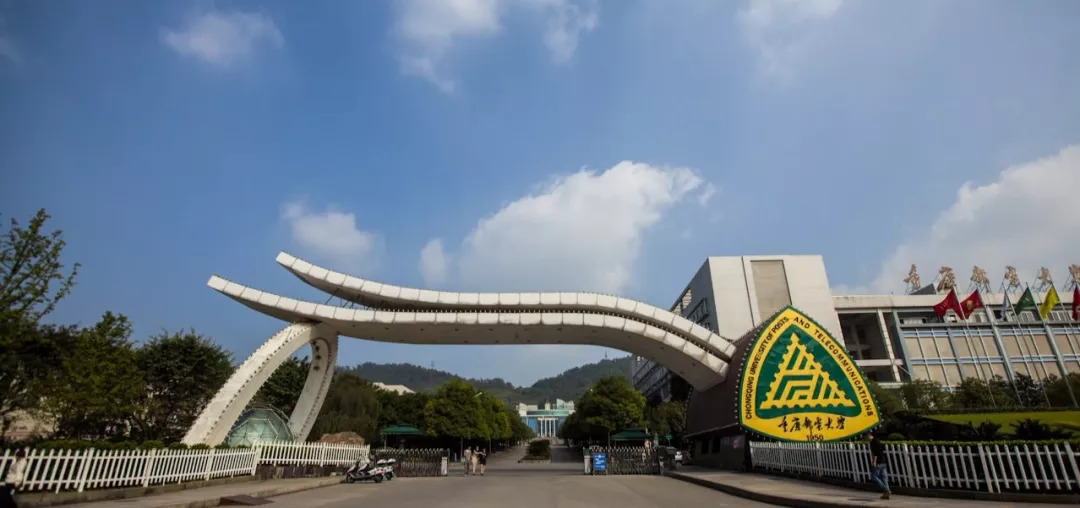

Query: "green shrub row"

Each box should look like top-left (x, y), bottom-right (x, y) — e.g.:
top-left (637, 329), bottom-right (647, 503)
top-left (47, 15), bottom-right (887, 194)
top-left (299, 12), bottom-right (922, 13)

top-left (5, 439), bottom-right (250, 451)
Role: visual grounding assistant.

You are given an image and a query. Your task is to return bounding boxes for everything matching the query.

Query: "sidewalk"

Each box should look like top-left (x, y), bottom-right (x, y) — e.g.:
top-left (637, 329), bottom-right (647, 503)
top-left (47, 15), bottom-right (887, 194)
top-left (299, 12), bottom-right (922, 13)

top-left (666, 467), bottom-right (1079, 507)
top-left (36, 476), bottom-right (343, 508)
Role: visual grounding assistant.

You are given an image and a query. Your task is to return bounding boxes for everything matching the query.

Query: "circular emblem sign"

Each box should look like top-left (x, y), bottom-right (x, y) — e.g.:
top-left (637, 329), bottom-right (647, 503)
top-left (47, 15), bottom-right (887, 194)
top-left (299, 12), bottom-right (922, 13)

top-left (738, 306), bottom-right (880, 441)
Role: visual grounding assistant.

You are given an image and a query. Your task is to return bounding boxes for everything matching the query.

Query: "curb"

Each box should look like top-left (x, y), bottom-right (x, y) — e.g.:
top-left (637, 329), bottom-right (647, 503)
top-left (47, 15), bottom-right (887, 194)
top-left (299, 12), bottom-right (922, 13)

top-left (665, 471), bottom-right (1080, 507)
top-left (666, 471), bottom-right (853, 508)
top-left (137, 476), bottom-right (346, 508)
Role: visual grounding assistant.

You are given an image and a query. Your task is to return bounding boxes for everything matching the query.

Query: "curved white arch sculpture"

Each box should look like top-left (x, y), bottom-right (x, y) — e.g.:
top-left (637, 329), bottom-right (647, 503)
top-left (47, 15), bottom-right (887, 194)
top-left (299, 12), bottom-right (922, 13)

top-left (275, 252), bottom-right (736, 361)
top-left (182, 323), bottom-right (338, 446)
top-left (184, 253), bottom-right (735, 445)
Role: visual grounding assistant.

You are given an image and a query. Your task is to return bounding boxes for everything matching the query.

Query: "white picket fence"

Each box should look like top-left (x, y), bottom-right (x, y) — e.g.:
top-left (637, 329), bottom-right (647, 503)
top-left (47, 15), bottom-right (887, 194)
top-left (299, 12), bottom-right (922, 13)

top-left (0, 441), bottom-right (369, 493)
top-left (750, 441), bottom-right (1080, 494)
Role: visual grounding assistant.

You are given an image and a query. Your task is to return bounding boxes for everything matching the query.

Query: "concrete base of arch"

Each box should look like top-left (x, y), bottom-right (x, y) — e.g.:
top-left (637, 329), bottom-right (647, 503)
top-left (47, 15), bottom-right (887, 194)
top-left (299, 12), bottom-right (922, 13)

top-left (182, 322), bottom-right (339, 446)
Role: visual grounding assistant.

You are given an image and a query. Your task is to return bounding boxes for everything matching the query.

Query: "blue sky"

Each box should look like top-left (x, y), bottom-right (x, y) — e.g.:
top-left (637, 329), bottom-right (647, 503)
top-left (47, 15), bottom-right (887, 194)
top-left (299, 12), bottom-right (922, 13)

top-left (2, 0), bottom-right (1079, 385)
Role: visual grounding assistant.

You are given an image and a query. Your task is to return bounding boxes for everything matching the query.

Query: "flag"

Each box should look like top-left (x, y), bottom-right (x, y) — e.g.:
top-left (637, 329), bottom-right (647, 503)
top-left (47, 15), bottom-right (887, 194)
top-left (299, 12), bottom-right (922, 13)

top-left (1072, 286), bottom-right (1080, 321)
top-left (1015, 287), bottom-right (1038, 316)
top-left (961, 290), bottom-right (984, 318)
top-left (933, 289), bottom-right (965, 319)
top-left (999, 292), bottom-right (1013, 322)
top-left (1039, 285), bottom-right (1060, 320)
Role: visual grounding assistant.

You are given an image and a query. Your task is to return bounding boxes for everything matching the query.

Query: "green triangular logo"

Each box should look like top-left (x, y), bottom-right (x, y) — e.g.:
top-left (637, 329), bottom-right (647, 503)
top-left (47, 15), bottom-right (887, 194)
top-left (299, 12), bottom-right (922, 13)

top-left (754, 325), bottom-right (861, 419)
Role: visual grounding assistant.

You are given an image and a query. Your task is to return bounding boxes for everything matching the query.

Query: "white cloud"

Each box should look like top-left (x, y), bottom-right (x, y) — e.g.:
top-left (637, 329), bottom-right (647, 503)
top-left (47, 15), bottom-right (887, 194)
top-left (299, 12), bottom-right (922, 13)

top-left (281, 200), bottom-right (381, 273)
top-left (395, 0), bottom-right (502, 92)
top-left (162, 10), bottom-right (283, 68)
top-left (419, 238), bottom-right (451, 286)
top-left (454, 161), bottom-right (707, 293)
top-left (854, 143), bottom-right (1080, 295)
top-left (737, 0), bottom-right (842, 79)
top-left (527, 0), bottom-right (598, 64)
top-left (394, 0), bottom-right (596, 91)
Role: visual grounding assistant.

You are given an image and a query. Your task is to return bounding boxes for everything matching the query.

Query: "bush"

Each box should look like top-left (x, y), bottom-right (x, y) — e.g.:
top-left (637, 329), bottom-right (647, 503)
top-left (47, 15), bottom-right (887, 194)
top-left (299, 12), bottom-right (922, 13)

top-left (139, 440), bottom-right (166, 449)
top-left (189, 443), bottom-right (211, 450)
top-left (167, 442), bottom-right (189, 450)
top-left (886, 433), bottom-right (905, 441)
top-left (524, 439), bottom-right (552, 460)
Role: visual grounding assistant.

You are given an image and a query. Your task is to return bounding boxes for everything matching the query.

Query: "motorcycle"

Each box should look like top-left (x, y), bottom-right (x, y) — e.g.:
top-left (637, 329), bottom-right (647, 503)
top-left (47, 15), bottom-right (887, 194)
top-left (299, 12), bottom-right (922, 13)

top-left (344, 459), bottom-right (383, 483)
top-left (381, 458), bottom-right (396, 480)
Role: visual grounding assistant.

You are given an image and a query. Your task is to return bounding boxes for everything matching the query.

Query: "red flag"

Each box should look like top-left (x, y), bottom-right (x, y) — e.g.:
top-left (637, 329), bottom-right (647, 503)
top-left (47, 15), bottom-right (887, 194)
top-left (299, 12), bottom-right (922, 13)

top-left (933, 289), bottom-right (965, 319)
top-left (961, 290), bottom-right (984, 318)
top-left (1072, 286), bottom-right (1079, 321)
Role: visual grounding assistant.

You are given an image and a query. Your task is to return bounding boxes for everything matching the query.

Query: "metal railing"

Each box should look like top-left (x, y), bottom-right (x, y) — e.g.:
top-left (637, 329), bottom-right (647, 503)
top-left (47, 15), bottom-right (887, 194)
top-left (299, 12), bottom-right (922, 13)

top-left (372, 448), bottom-right (448, 477)
top-left (586, 446), bottom-right (660, 475)
top-left (0, 441), bottom-right (369, 493)
top-left (750, 441), bottom-right (1080, 494)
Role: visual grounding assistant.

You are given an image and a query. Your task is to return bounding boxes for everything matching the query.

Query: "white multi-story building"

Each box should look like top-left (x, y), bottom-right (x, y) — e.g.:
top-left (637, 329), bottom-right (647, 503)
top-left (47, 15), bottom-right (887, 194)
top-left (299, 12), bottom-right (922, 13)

top-left (633, 255), bottom-right (1079, 403)
top-left (517, 400), bottom-right (575, 438)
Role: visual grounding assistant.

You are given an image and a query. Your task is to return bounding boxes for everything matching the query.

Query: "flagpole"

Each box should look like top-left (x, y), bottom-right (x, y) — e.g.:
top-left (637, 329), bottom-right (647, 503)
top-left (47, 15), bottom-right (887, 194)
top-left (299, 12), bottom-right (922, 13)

top-left (960, 289), bottom-right (998, 408)
top-left (1033, 282), bottom-right (1078, 408)
top-left (1006, 284), bottom-right (1054, 407)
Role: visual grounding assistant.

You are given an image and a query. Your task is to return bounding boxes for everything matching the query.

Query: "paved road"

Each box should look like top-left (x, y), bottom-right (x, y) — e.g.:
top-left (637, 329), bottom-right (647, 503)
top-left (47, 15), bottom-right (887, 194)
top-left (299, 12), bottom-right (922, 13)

top-left (269, 475), bottom-right (774, 508)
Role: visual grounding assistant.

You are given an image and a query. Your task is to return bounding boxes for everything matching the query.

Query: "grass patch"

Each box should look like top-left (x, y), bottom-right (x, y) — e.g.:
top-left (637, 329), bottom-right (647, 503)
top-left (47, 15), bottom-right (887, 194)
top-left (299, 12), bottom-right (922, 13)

top-left (926, 410), bottom-right (1080, 436)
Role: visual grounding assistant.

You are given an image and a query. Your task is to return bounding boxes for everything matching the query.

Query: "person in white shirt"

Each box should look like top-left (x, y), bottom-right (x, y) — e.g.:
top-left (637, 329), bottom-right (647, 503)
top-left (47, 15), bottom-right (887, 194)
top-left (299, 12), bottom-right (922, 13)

top-left (2, 449), bottom-right (27, 508)
top-left (462, 447), bottom-right (472, 476)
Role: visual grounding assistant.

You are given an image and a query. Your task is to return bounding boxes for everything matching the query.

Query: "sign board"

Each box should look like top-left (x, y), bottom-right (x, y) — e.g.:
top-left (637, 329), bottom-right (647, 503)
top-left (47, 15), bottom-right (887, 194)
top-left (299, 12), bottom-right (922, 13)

top-left (592, 452), bottom-right (607, 472)
top-left (738, 306), bottom-right (880, 441)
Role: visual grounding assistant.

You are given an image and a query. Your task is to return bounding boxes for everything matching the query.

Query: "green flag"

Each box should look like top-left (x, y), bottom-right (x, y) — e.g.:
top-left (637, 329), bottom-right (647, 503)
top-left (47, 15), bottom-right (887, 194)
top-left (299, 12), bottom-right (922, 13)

top-left (1015, 288), bottom-right (1038, 314)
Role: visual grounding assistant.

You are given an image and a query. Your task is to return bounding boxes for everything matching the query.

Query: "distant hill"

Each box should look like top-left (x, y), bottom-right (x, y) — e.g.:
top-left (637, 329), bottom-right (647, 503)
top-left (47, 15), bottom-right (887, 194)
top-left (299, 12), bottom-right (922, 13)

top-left (345, 355), bottom-right (633, 406)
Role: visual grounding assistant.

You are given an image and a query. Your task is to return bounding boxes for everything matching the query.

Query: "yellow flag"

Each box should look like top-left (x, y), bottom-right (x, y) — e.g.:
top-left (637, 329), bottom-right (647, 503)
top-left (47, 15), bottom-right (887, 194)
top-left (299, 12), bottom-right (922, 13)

top-left (1039, 285), bottom-right (1060, 320)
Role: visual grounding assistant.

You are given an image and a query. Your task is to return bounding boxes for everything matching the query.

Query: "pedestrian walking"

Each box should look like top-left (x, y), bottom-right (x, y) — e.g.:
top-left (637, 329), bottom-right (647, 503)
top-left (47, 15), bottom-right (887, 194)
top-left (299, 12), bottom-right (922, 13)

top-left (478, 448), bottom-right (487, 475)
top-left (463, 447), bottom-right (472, 476)
top-left (469, 446), bottom-right (479, 475)
top-left (866, 433), bottom-right (890, 500)
top-left (1, 449), bottom-right (27, 508)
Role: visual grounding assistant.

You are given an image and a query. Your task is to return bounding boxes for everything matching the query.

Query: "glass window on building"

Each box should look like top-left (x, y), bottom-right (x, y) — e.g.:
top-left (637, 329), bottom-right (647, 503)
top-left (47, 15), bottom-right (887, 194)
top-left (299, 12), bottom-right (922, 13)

top-left (1066, 361), bottom-right (1080, 375)
top-left (1042, 361), bottom-right (1064, 379)
top-left (989, 363), bottom-right (1008, 380)
top-left (904, 338), bottom-right (923, 360)
top-left (961, 363), bottom-right (980, 380)
top-left (1055, 335), bottom-right (1077, 355)
top-left (980, 336), bottom-right (1002, 359)
top-left (927, 364), bottom-right (949, 385)
top-left (912, 364), bottom-right (930, 381)
top-left (943, 363), bottom-right (962, 385)
top-left (1031, 334), bottom-right (1052, 355)
top-left (1012, 361), bottom-right (1031, 378)
top-left (921, 338), bottom-right (940, 359)
top-left (953, 336), bottom-right (975, 358)
top-left (1004, 335), bottom-right (1023, 357)
top-left (934, 337), bottom-right (954, 358)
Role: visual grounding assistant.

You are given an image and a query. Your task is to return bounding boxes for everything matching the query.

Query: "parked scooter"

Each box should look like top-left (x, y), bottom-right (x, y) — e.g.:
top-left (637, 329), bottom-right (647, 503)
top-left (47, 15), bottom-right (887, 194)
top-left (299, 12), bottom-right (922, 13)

top-left (381, 458), bottom-right (396, 480)
top-left (344, 459), bottom-right (383, 483)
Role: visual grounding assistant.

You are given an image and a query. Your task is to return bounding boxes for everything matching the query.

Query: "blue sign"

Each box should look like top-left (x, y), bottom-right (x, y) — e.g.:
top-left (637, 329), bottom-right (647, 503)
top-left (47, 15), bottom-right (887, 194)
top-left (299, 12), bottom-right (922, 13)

top-left (593, 452), bottom-right (607, 472)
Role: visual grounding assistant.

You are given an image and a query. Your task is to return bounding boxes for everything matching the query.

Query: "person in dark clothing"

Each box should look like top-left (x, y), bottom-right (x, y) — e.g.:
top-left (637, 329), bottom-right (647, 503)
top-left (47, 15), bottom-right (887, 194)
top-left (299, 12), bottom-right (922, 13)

top-left (866, 433), bottom-right (890, 499)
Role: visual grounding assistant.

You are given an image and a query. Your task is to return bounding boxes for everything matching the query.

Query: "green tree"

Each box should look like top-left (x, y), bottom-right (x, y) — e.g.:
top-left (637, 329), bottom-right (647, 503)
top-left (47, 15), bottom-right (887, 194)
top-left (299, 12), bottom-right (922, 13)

top-left (310, 372), bottom-right (382, 443)
top-left (576, 376), bottom-right (645, 440)
top-left (0, 209), bottom-right (80, 439)
top-left (868, 380), bottom-right (903, 417)
top-left (952, 376), bottom-right (1017, 410)
top-left (899, 379), bottom-right (953, 411)
top-left (377, 390), bottom-right (430, 429)
top-left (253, 356), bottom-right (309, 415)
top-left (0, 209), bottom-right (80, 327)
top-left (1044, 374), bottom-right (1080, 408)
top-left (47, 312), bottom-right (145, 440)
top-left (423, 379), bottom-right (488, 439)
top-left (134, 330), bottom-right (234, 442)
top-left (1012, 374), bottom-right (1047, 408)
